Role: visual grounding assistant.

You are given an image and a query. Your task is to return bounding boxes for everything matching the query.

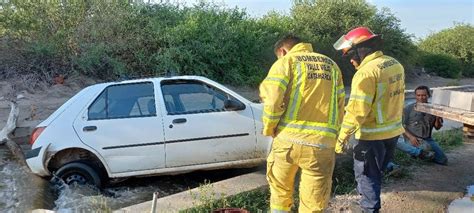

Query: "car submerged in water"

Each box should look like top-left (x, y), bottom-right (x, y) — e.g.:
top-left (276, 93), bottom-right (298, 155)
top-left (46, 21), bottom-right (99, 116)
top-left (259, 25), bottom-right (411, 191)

top-left (26, 76), bottom-right (271, 188)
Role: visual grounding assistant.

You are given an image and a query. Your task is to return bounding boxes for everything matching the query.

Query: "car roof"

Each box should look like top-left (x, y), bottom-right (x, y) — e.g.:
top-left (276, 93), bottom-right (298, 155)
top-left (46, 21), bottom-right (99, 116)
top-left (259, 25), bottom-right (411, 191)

top-left (88, 75), bottom-right (212, 89)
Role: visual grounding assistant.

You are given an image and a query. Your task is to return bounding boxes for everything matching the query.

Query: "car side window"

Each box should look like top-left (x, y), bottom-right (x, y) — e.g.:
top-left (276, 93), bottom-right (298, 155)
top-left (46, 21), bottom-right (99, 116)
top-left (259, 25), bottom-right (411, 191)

top-left (88, 82), bottom-right (156, 120)
top-left (161, 80), bottom-right (239, 115)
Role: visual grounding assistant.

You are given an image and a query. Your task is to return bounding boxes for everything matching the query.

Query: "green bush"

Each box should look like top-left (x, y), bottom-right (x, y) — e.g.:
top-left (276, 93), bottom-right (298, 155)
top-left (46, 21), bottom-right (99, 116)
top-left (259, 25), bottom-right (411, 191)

top-left (290, 0), bottom-right (416, 84)
top-left (73, 44), bottom-right (126, 79)
top-left (461, 61), bottom-right (474, 77)
top-left (420, 53), bottom-right (462, 78)
top-left (0, 0), bottom-right (423, 86)
top-left (418, 24), bottom-right (474, 77)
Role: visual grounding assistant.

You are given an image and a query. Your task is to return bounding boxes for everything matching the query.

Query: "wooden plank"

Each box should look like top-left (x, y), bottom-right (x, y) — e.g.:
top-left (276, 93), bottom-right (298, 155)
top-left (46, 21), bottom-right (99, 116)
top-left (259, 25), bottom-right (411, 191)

top-left (415, 103), bottom-right (474, 126)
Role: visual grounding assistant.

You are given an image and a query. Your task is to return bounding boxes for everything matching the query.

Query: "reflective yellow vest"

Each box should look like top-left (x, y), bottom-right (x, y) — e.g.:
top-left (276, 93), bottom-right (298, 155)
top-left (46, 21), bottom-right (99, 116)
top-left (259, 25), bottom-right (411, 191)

top-left (259, 43), bottom-right (345, 148)
top-left (338, 51), bottom-right (405, 141)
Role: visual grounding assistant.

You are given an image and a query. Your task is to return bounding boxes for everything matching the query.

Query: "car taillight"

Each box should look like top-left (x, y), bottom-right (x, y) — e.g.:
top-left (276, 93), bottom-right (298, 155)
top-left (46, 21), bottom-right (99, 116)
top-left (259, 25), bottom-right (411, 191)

top-left (30, 127), bottom-right (46, 145)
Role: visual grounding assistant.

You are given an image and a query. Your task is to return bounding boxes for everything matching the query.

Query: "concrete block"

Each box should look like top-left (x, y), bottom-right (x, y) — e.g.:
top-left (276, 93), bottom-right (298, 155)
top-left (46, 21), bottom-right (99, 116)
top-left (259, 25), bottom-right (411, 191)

top-left (432, 89), bottom-right (451, 106)
top-left (449, 90), bottom-right (474, 112)
top-left (13, 136), bottom-right (30, 146)
top-left (116, 170), bottom-right (267, 213)
top-left (11, 126), bottom-right (32, 138)
top-left (17, 120), bottom-right (42, 128)
top-left (9, 120), bottom-right (42, 139)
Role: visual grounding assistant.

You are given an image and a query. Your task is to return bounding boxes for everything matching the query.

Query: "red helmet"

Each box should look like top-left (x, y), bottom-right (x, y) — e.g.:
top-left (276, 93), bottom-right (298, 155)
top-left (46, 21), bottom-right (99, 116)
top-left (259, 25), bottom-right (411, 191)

top-left (333, 27), bottom-right (379, 55)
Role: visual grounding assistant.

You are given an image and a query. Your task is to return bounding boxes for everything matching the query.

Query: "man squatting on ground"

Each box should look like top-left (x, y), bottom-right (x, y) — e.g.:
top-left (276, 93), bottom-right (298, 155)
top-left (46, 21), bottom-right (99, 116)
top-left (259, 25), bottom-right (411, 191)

top-left (390, 85), bottom-right (448, 167)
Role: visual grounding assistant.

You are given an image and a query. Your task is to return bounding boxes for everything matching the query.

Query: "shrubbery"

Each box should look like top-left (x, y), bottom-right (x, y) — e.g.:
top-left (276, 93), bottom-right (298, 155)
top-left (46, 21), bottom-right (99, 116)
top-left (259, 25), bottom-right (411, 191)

top-left (418, 24), bottom-right (474, 77)
top-left (290, 0), bottom-right (415, 84)
top-left (0, 1), bottom-right (467, 86)
top-left (420, 54), bottom-right (462, 78)
top-left (0, 2), bottom-right (285, 86)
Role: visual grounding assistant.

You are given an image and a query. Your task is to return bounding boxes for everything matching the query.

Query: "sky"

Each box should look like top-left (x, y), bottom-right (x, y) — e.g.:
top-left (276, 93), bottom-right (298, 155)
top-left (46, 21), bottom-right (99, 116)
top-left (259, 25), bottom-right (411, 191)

top-left (178, 0), bottom-right (474, 39)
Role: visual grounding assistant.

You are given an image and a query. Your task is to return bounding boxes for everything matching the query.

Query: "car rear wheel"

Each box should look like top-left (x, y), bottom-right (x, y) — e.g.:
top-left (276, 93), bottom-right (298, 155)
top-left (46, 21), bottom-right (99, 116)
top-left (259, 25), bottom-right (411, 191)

top-left (55, 161), bottom-right (103, 188)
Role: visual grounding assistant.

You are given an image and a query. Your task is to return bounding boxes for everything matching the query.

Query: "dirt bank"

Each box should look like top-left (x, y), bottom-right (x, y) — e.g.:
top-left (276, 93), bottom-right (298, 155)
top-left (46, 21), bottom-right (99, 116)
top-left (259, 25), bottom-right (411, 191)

top-left (405, 70), bottom-right (474, 90)
top-left (0, 75), bottom-right (96, 125)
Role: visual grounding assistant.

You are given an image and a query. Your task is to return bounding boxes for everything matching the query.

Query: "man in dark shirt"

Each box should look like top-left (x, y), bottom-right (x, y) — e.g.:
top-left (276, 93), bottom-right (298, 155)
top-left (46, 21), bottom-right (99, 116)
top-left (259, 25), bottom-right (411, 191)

top-left (398, 85), bottom-right (448, 165)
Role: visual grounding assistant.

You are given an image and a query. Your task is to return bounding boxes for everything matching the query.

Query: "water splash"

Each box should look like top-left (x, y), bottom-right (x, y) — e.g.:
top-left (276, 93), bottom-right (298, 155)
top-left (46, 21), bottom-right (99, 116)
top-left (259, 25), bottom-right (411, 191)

top-left (0, 145), bottom-right (256, 212)
top-left (0, 160), bottom-right (54, 212)
top-left (53, 180), bottom-right (191, 212)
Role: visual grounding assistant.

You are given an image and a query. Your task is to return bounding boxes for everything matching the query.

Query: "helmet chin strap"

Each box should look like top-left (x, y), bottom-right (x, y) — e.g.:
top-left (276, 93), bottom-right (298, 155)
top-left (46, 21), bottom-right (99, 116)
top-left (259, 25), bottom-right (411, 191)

top-left (351, 47), bottom-right (362, 65)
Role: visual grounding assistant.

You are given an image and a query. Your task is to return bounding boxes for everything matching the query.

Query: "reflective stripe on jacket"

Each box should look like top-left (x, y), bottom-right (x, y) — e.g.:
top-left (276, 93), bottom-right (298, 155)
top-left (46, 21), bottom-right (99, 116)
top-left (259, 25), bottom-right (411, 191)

top-left (339, 51), bottom-right (405, 141)
top-left (259, 43), bottom-right (345, 147)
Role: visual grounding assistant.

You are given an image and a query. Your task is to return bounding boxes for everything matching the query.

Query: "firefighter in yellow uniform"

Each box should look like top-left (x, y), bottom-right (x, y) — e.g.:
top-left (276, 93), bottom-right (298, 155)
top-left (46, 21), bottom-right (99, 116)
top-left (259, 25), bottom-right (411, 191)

top-left (260, 34), bottom-right (345, 212)
top-left (333, 27), bottom-right (405, 212)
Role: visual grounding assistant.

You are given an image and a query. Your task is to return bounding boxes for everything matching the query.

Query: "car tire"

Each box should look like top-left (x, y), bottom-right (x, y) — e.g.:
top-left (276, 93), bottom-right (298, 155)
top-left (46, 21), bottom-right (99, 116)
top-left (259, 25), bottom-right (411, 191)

top-left (55, 161), bottom-right (103, 188)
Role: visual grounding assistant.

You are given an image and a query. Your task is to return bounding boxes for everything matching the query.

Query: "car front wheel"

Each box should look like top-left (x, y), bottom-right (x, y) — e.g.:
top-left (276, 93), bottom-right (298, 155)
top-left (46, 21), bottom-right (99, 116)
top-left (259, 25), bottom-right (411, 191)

top-left (55, 161), bottom-right (103, 188)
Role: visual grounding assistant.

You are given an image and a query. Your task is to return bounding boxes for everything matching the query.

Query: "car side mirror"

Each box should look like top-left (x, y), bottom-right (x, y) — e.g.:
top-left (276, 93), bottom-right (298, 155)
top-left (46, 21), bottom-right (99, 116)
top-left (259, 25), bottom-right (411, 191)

top-left (224, 99), bottom-right (246, 111)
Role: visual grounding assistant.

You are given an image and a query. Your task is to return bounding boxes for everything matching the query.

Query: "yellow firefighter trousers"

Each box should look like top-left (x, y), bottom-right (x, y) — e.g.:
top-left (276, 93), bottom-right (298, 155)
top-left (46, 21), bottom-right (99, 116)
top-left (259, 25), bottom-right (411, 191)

top-left (267, 137), bottom-right (335, 213)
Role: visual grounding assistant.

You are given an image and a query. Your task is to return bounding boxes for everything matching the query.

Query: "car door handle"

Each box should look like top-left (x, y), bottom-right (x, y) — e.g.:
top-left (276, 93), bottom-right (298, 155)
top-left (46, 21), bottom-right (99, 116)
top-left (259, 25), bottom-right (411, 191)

top-left (172, 118), bottom-right (187, 124)
top-left (83, 126), bottom-right (97, 132)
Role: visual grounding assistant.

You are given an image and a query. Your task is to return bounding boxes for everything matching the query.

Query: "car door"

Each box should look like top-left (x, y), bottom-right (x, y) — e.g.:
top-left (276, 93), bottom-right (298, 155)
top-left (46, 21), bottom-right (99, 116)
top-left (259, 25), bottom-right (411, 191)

top-left (160, 79), bottom-right (257, 167)
top-left (73, 82), bottom-right (166, 174)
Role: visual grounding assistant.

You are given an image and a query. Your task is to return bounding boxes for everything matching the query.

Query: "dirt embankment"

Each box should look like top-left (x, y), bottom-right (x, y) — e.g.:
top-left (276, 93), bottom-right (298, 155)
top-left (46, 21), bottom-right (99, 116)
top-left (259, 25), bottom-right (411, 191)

top-left (404, 70), bottom-right (474, 90)
top-left (0, 75), bottom-right (97, 146)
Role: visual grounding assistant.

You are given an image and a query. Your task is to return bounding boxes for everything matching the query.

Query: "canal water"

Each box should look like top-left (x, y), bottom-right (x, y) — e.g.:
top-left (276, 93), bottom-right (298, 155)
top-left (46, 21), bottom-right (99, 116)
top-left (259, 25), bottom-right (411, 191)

top-left (0, 147), bottom-right (258, 212)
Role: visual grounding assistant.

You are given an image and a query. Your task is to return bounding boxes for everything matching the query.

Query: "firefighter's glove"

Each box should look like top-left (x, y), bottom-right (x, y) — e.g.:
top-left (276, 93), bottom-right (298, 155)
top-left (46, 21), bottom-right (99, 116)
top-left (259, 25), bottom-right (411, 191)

top-left (335, 137), bottom-right (348, 154)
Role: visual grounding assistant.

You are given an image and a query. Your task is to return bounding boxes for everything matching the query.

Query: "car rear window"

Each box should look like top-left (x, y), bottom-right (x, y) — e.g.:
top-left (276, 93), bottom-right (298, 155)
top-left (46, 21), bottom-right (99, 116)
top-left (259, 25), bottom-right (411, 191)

top-left (88, 82), bottom-right (156, 120)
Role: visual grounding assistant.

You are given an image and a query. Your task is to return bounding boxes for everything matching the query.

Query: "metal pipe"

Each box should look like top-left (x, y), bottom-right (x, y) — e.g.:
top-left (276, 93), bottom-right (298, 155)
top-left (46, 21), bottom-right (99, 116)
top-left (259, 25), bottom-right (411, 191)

top-left (150, 192), bottom-right (159, 213)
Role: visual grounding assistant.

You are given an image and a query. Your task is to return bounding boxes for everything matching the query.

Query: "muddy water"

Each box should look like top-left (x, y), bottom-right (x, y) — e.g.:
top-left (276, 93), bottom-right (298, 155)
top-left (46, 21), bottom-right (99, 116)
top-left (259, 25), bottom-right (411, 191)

top-left (0, 145), bottom-right (259, 211)
top-left (0, 147), bottom-right (55, 212)
top-left (53, 167), bottom-right (259, 211)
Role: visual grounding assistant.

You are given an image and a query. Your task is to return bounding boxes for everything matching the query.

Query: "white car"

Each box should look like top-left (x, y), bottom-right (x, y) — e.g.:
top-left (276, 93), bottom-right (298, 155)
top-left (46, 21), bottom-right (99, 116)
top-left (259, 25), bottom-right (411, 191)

top-left (26, 76), bottom-right (271, 188)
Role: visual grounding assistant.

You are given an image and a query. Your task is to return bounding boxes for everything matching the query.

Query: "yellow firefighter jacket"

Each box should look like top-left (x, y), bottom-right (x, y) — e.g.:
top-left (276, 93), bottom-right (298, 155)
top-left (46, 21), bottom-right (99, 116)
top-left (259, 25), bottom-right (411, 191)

top-left (259, 43), bottom-right (345, 148)
top-left (338, 51), bottom-right (405, 142)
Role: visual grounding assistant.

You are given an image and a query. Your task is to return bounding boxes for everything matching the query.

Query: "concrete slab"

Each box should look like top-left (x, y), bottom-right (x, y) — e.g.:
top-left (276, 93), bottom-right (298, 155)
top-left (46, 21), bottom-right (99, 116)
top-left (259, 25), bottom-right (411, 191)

top-left (115, 170), bottom-right (267, 213)
top-left (432, 89), bottom-right (451, 106)
top-left (430, 85), bottom-right (474, 111)
top-left (4, 120), bottom-right (41, 139)
top-left (16, 120), bottom-right (42, 128)
top-left (449, 90), bottom-right (474, 112)
top-left (12, 126), bottom-right (32, 138)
